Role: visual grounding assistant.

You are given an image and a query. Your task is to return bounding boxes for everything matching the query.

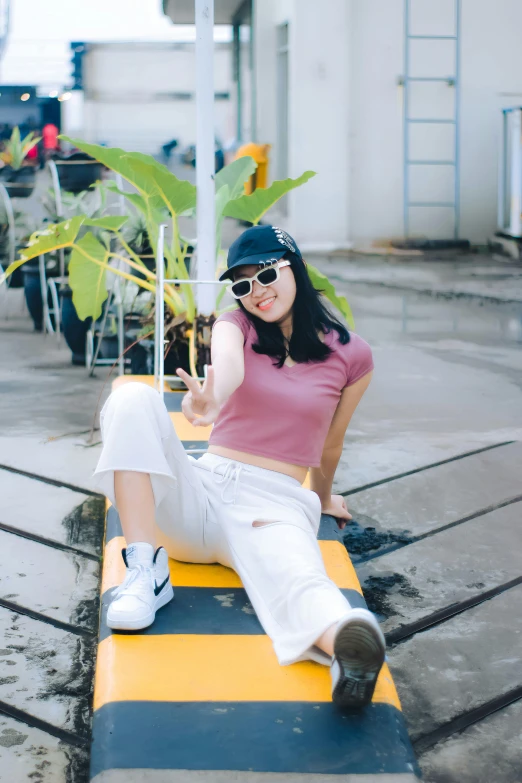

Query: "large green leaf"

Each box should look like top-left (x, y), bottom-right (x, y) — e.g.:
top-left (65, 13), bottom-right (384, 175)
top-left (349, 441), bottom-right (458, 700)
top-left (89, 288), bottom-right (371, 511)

top-left (69, 232), bottom-right (109, 321)
top-left (306, 262), bottom-right (355, 330)
top-left (215, 156), bottom-right (257, 201)
top-left (1, 217), bottom-right (84, 286)
top-left (124, 156), bottom-right (197, 217)
top-left (60, 137), bottom-right (166, 214)
top-left (214, 184), bottom-right (231, 262)
top-left (223, 171), bottom-right (316, 224)
top-left (18, 216), bottom-right (85, 262)
top-left (84, 216), bottom-right (128, 231)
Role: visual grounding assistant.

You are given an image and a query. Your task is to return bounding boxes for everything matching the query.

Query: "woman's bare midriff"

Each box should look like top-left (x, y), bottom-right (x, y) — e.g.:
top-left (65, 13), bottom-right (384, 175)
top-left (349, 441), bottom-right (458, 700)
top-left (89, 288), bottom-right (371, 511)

top-left (207, 444), bottom-right (308, 484)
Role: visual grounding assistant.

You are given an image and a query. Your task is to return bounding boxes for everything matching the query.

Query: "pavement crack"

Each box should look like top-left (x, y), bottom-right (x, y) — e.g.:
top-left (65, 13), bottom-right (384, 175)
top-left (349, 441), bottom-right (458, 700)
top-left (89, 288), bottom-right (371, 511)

top-left (355, 493), bottom-right (522, 563)
top-left (0, 599), bottom-right (96, 638)
top-left (0, 700), bottom-right (89, 748)
top-left (412, 686), bottom-right (522, 755)
top-left (0, 463), bottom-right (102, 497)
top-left (385, 575), bottom-right (522, 645)
top-left (341, 440), bottom-right (515, 497)
top-left (0, 521), bottom-right (99, 562)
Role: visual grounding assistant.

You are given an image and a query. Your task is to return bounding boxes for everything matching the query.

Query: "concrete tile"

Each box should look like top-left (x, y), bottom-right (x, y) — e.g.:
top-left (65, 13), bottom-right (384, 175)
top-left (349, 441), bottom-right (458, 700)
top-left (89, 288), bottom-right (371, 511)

top-left (0, 531), bottom-right (99, 630)
top-left (0, 436), bottom-right (103, 494)
top-left (419, 699), bottom-right (522, 783)
top-left (358, 502), bottom-right (522, 630)
top-left (0, 472), bottom-right (102, 553)
top-left (389, 585), bottom-right (522, 739)
top-left (0, 608), bottom-right (92, 734)
top-left (0, 713), bottom-right (81, 783)
top-left (348, 441), bottom-right (522, 538)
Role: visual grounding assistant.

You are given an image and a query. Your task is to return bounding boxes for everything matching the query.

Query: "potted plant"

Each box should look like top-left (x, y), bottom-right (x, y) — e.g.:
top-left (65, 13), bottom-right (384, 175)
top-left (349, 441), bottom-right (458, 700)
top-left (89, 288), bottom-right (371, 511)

top-left (0, 206), bottom-right (36, 291)
top-left (50, 149), bottom-right (104, 194)
top-left (1, 138), bottom-right (354, 377)
top-left (0, 127), bottom-right (41, 198)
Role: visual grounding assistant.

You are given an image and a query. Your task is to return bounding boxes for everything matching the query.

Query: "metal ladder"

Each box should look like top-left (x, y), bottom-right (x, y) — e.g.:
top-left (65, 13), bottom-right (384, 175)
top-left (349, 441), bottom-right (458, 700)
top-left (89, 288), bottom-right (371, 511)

top-left (403, 0), bottom-right (461, 239)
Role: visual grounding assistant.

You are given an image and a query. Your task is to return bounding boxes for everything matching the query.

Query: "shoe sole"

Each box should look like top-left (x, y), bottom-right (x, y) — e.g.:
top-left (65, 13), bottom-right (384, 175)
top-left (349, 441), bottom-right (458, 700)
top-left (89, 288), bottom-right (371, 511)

top-left (332, 616), bottom-right (386, 709)
top-left (107, 584), bottom-right (174, 631)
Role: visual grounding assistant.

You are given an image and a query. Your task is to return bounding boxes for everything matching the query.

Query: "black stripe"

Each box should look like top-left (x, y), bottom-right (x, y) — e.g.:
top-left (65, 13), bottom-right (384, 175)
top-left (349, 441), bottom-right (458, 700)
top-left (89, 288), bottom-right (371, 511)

top-left (99, 586), bottom-right (366, 642)
top-left (90, 701), bottom-right (420, 778)
top-left (164, 392), bottom-right (184, 411)
top-left (106, 507), bottom-right (344, 544)
top-left (181, 440), bottom-right (209, 454)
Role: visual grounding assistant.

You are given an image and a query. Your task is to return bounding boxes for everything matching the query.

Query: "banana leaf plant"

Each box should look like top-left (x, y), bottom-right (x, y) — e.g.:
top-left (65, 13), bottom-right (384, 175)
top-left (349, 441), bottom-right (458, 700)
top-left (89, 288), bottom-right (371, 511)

top-left (0, 138), bottom-right (354, 373)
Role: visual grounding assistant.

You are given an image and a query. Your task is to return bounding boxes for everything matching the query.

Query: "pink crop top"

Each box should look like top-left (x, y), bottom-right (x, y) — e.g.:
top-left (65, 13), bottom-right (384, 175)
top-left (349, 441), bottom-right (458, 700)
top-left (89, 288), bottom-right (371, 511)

top-left (208, 308), bottom-right (374, 468)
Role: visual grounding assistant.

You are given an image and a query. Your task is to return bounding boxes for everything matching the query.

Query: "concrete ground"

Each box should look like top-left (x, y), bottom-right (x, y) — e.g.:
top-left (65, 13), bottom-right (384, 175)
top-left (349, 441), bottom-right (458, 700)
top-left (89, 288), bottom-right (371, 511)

top-left (0, 246), bottom-right (521, 782)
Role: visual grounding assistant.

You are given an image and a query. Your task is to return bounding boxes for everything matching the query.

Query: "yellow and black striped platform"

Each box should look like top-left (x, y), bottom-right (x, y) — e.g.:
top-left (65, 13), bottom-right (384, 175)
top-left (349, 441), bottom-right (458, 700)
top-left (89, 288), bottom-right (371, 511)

top-left (90, 378), bottom-right (420, 782)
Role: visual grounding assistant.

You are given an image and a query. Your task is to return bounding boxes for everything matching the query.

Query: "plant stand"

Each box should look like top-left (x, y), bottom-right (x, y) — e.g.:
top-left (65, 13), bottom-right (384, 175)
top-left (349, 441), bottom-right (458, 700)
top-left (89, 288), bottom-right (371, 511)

top-left (0, 183), bottom-right (16, 319)
top-left (153, 224), bottom-right (228, 445)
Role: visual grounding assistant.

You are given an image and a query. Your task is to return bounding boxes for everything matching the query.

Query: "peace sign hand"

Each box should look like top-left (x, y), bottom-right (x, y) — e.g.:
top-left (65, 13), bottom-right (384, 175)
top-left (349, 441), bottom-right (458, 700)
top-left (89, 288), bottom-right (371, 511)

top-left (176, 366), bottom-right (221, 428)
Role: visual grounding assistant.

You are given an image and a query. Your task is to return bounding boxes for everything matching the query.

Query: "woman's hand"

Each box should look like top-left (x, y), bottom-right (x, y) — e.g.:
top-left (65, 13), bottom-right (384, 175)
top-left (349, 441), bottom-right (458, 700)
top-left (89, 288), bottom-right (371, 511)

top-left (321, 494), bottom-right (352, 530)
top-left (176, 366), bottom-right (221, 427)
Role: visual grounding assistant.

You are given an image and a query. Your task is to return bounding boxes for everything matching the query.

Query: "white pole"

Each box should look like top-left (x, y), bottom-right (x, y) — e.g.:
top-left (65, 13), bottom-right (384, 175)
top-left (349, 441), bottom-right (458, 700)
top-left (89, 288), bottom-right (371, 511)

top-left (195, 0), bottom-right (216, 316)
top-left (155, 224), bottom-right (166, 399)
top-left (509, 108), bottom-right (522, 237)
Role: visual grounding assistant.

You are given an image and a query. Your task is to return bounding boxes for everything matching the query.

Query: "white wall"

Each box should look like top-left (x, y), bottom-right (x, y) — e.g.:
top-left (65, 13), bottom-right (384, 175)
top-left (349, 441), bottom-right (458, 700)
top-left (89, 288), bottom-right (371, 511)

top-left (255, 0), bottom-right (522, 246)
top-left (255, 0), bottom-right (352, 249)
top-left (459, 0), bottom-right (522, 242)
top-left (0, 0), bottom-right (232, 94)
top-left (349, 0), bottom-right (404, 245)
top-left (82, 43), bottom-right (236, 153)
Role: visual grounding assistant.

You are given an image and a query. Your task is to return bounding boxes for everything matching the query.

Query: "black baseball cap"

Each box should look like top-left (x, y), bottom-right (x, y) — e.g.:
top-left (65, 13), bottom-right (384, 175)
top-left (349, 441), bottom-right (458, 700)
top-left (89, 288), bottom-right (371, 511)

top-left (218, 225), bottom-right (302, 282)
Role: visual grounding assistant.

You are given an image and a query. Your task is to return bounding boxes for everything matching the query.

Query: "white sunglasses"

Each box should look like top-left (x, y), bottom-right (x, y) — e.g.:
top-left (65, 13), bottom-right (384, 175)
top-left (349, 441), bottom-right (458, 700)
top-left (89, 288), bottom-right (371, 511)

top-left (227, 259), bottom-right (291, 299)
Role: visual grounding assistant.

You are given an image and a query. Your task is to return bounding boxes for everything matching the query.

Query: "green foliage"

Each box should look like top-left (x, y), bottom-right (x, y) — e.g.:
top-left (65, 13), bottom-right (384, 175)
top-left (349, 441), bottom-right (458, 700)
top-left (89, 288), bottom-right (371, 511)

top-left (223, 171), bottom-right (316, 224)
top-left (306, 262), bottom-right (355, 329)
top-left (69, 233), bottom-right (110, 321)
top-left (2, 138), bottom-right (352, 335)
top-left (215, 156), bottom-right (257, 201)
top-left (0, 126), bottom-right (41, 170)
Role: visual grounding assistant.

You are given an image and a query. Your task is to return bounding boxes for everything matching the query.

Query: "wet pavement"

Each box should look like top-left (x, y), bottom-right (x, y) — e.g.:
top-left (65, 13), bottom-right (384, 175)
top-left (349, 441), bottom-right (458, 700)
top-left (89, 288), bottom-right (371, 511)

top-left (1, 253), bottom-right (521, 782)
top-left (313, 271), bottom-right (522, 783)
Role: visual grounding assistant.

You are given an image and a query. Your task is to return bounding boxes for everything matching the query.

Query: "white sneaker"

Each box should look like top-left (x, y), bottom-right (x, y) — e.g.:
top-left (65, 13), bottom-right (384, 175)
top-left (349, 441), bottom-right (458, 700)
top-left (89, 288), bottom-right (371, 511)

top-left (330, 608), bottom-right (386, 708)
top-left (106, 542), bottom-right (174, 631)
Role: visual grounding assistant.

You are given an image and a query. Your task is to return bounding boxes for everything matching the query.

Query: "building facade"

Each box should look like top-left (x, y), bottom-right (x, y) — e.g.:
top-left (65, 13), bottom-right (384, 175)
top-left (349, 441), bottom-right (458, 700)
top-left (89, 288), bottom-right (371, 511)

top-left (166, 0), bottom-right (522, 249)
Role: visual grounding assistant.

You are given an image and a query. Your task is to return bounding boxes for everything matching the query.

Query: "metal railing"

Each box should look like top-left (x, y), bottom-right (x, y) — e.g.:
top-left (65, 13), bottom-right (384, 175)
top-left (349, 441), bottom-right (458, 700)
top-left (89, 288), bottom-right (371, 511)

top-left (153, 223), bottom-right (229, 398)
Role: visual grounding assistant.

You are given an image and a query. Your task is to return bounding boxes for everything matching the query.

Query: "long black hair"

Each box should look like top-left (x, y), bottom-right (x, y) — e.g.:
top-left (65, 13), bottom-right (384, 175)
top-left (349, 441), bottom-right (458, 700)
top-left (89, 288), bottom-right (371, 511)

top-left (237, 251), bottom-right (350, 368)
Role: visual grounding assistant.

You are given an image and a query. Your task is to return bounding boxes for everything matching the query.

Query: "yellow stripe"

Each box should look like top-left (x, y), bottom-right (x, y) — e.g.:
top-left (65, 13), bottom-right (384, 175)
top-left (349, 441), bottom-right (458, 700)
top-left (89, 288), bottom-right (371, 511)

top-left (112, 375), bottom-right (170, 391)
top-left (101, 536), bottom-right (242, 593)
top-left (102, 537), bottom-right (361, 594)
top-left (169, 412), bottom-right (212, 441)
top-left (94, 634), bottom-right (400, 710)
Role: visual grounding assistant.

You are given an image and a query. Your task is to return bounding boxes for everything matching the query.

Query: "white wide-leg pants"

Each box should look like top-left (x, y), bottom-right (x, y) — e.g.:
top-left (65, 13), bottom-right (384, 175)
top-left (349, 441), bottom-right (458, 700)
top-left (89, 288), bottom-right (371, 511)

top-left (92, 382), bottom-right (353, 666)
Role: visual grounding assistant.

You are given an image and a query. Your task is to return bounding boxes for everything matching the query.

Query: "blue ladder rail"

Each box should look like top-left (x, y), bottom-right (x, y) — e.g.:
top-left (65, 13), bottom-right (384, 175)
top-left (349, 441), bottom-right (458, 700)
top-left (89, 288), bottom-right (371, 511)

top-left (403, 0), bottom-right (461, 239)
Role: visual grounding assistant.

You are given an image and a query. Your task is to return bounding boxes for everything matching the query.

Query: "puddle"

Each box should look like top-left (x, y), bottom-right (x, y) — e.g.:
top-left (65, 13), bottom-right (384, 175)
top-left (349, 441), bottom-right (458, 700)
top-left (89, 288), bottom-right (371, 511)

top-left (343, 514), bottom-right (414, 561)
top-left (62, 497), bottom-right (105, 554)
top-left (362, 573), bottom-right (421, 620)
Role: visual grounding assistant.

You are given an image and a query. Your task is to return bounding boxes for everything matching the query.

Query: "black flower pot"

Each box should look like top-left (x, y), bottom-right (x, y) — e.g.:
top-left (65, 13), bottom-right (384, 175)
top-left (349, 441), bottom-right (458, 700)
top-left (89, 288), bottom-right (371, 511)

top-left (0, 166), bottom-right (36, 198)
top-left (60, 285), bottom-right (92, 365)
top-left (126, 333), bottom-right (191, 376)
top-left (22, 263), bottom-right (59, 331)
top-left (8, 264), bottom-right (24, 288)
top-left (52, 152), bottom-right (103, 194)
top-left (134, 255), bottom-right (155, 282)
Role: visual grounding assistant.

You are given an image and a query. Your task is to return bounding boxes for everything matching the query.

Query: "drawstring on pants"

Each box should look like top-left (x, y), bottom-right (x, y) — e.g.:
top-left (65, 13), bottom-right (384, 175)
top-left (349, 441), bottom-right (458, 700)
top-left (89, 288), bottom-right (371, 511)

top-left (210, 460), bottom-right (253, 504)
